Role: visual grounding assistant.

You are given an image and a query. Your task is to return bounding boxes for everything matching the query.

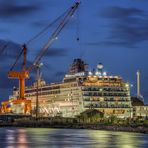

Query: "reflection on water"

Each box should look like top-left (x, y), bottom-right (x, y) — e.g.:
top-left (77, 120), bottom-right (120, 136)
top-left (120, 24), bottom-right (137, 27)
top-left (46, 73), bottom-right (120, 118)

top-left (0, 128), bottom-right (147, 148)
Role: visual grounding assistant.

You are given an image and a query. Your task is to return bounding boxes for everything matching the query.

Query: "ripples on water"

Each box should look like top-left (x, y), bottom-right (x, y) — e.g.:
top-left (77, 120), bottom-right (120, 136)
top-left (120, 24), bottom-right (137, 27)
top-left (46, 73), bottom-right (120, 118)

top-left (0, 128), bottom-right (147, 148)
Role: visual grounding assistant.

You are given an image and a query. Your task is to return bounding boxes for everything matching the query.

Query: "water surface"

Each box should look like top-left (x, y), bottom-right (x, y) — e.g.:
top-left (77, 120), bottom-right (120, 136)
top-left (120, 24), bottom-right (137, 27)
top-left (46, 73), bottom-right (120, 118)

top-left (0, 128), bottom-right (148, 148)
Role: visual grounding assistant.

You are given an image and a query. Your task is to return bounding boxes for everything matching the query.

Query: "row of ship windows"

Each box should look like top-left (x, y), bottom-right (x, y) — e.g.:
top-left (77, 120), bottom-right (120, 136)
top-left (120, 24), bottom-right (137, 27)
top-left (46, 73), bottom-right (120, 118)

top-left (22, 85), bottom-right (127, 93)
top-left (26, 91), bottom-right (60, 97)
top-left (46, 98), bottom-right (79, 102)
top-left (59, 83), bottom-right (78, 88)
top-left (25, 86), bottom-right (79, 94)
top-left (24, 90), bottom-right (81, 96)
top-left (84, 98), bottom-right (130, 102)
top-left (26, 93), bottom-right (80, 98)
top-left (82, 88), bottom-right (128, 92)
top-left (16, 87), bottom-right (128, 94)
top-left (83, 93), bottom-right (129, 97)
top-left (133, 107), bottom-right (148, 111)
top-left (25, 91), bottom-right (122, 96)
top-left (84, 103), bottom-right (130, 108)
top-left (79, 77), bottom-right (121, 81)
top-left (24, 92), bottom-right (128, 98)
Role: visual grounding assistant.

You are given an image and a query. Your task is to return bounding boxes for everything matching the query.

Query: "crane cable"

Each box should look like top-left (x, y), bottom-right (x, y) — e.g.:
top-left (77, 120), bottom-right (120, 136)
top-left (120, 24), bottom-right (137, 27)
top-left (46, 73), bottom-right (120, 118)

top-left (9, 46), bottom-right (24, 71)
top-left (26, 9), bottom-right (70, 45)
top-left (28, 2), bottom-right (80, 71)
top-left (76, 7), bottom-right (80, 42)
top-left (76, 4), bottom-right (83, 58)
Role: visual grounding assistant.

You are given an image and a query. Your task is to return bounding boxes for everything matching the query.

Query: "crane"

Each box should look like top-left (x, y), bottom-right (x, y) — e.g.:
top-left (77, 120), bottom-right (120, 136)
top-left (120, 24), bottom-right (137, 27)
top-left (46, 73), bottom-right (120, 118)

top-left (1, 45), bottom-right (31, 114)
top-left (1, 1), bottom-right (80, 115)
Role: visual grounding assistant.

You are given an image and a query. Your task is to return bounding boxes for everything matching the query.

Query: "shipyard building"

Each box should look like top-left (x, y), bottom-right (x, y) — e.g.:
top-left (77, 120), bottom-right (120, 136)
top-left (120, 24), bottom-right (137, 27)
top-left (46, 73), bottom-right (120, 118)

top-left (11, 59), bottom-right (132, 118)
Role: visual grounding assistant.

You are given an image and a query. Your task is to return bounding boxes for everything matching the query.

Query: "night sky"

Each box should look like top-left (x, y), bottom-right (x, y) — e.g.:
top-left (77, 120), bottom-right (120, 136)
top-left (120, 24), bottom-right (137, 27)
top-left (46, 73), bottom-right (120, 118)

top-left (0, 0), bottom-right (148, 103)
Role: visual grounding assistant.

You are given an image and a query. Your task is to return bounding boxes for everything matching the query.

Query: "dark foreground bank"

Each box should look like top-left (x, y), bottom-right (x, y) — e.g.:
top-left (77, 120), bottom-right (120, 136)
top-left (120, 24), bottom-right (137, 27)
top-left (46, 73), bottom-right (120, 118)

top-left (0, 119), bottom-right (148, 134)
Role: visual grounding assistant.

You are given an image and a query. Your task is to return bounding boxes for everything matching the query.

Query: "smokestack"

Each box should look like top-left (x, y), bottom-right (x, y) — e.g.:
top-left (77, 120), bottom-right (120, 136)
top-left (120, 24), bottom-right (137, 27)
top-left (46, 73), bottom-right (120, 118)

top-left (97, 63), bottom-right (103, 75)
top-left (136, 70), bottom-right (141, 98)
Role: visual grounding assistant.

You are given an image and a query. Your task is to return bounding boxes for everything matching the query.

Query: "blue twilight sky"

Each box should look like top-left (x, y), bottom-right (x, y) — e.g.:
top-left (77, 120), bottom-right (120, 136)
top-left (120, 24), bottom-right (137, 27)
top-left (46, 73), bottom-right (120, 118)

top-left (0, 0), bottom-right (148, 103)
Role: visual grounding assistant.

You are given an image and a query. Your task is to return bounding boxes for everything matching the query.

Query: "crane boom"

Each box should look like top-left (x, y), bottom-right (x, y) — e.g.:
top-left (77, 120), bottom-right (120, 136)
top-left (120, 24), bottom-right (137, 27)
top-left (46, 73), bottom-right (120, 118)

top-left (28, 1), bottom-right (80, 71)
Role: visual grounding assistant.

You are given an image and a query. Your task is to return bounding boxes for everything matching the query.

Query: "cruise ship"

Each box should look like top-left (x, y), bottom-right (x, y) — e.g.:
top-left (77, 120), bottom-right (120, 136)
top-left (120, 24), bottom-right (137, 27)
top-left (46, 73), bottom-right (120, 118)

top-left (11, 58), bottom-right (132, 118)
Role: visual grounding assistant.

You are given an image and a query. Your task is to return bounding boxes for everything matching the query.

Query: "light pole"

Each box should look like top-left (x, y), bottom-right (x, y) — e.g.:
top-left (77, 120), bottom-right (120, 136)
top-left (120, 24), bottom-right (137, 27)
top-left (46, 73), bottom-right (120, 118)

top-left (34, 62), bottom-right (43, 120)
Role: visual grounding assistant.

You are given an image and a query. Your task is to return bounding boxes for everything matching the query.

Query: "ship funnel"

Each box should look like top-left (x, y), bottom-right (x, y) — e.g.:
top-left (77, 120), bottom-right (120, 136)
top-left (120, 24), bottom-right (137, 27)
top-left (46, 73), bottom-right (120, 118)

top-left (97, 63), bottom-right (103, 75)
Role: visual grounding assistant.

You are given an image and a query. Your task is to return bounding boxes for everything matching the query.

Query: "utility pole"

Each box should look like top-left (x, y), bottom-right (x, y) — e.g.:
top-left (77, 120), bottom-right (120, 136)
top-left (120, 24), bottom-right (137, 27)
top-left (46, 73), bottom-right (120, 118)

top-left (35, 62), bottom-right (43, 120)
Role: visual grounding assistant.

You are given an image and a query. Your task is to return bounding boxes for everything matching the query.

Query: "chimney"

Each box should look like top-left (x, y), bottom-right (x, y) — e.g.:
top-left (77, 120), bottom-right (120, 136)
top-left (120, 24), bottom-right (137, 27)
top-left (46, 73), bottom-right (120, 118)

top-left (137, 70), bottom-right (141, 99)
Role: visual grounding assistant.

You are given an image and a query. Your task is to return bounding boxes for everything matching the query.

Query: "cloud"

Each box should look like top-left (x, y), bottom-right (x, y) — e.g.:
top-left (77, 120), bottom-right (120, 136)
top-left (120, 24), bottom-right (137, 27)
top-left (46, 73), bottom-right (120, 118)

top-left (0, 0), bottom-right (41, 19)
top-left (27, 47), bottom-right (68, 67)
top-left (32, 20), bottom-right (51, 28)
top-left (85, 41), bottom-right (136, 48)
top-left (98, 6), bottom-right (148, 48)
top-left (44, 48), bottom-right (68, 57)
top-left (100, 6), bottom-right (143, 18)
top-left (0, 28), bottom-right (9, 33)
top-left (0, 40), bottom-right (22, 62)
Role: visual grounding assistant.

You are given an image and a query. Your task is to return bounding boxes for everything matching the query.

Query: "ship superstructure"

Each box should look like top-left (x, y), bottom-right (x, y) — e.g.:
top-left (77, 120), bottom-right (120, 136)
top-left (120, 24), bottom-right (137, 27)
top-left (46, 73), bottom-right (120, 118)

top-left (11, 58), bottom-right (132, 118)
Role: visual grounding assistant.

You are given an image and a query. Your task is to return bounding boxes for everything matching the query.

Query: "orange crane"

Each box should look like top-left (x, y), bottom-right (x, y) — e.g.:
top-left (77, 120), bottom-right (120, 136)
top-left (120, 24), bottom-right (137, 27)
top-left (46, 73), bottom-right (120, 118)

top-left (1, 1), bottom-right (80, 115)
top-left (1, 45), bottom-right (31, 114)
top-left (8, 44), bottom-right (29, 100)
